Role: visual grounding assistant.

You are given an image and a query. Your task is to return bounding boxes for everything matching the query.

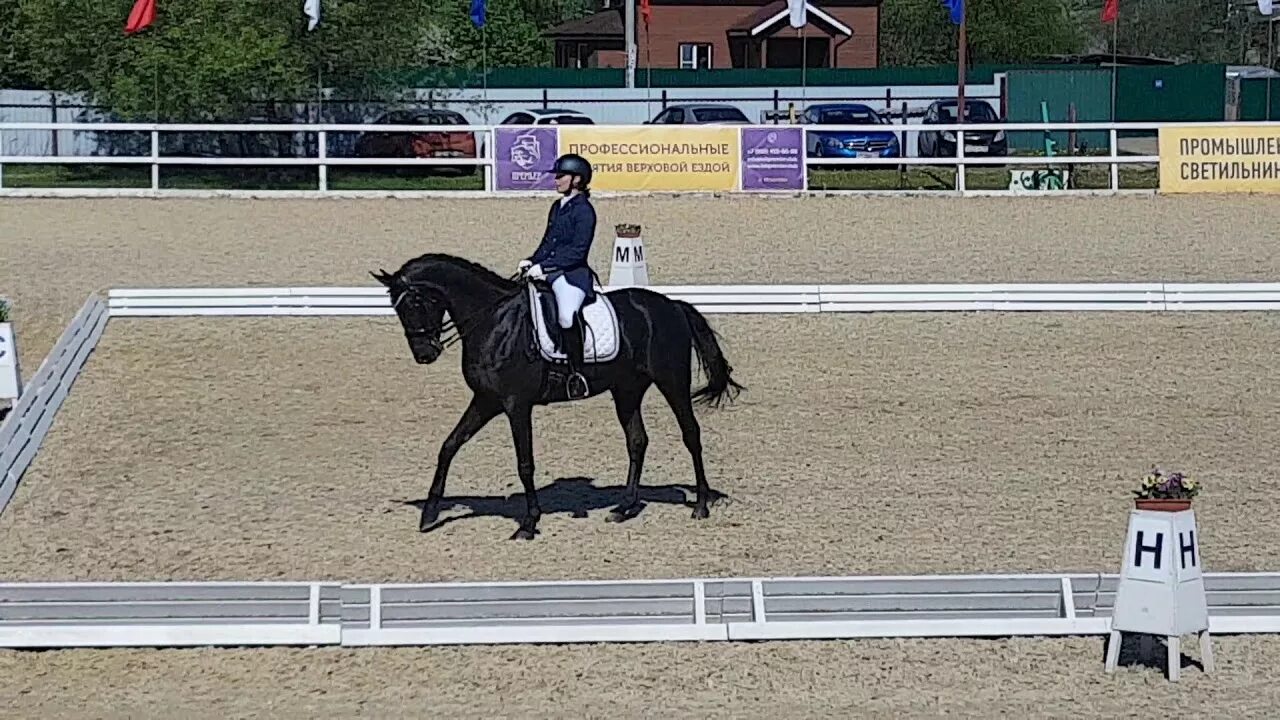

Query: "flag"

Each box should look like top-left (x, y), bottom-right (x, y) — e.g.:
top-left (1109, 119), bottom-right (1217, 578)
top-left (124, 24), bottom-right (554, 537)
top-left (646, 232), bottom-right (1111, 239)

top-left (470, 0), bottom-right (486, 28)
top-left (124, 0), bottom-right (156, 34)
top-left (787, 0), bottom-right (806, 28)
top-left (1101, 0), bottom-right (1118, 23)
top-left (304, 0), bottom-right (321, 30)
top-left (641, 0), bottom-right (651, 28)
top-left (1260, 0), bottom-right (1274, 15)
top-left (940, 0), bottom-right (963, 25)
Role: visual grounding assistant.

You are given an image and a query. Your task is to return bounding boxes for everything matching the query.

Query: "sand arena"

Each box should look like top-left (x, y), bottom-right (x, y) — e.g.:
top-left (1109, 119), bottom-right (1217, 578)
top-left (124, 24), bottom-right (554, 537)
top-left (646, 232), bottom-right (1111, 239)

top-left (2, 194), bottom-right (1280, 716)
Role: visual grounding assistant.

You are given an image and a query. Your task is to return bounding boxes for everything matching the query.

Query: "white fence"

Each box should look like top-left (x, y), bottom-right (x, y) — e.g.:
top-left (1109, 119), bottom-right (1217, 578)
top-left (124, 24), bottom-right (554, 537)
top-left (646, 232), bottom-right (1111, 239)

top-left (2, 572), bottom-right (1280, 649)
top-left (0, 118), bottom-right (1193, 197)
top-left (105, 283), bottom-right (1280, 317)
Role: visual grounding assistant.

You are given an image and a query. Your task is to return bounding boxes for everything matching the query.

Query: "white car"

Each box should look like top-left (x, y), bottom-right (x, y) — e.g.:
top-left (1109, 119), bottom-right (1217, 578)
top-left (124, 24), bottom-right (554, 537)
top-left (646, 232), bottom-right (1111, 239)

top-left (499, 108), bottom-right (594, 125)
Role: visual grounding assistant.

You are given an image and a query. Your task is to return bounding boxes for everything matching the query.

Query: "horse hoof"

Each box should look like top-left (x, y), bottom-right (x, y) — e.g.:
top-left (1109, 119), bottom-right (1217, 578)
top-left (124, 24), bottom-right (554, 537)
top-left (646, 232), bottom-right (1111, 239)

top-left (691, 506), bottom-right (710, 520)
top-left (510, 528), bottom-right (538, 541)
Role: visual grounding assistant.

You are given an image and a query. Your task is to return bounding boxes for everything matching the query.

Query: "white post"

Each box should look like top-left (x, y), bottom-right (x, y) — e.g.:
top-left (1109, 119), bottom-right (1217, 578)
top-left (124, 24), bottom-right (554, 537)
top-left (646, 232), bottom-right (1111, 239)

top-left (1109, 128), bottom-right (1119, 192)
top-left (1104, 505), bottom-right (1213, 681)
top-left (624, 0), bottom-right (636, 89)
top-left (955, 130), bottom-right (967, 195)
top-left (150, 130), bottom-right (160, 191)
top-left (609, 223), bottom-right (649, 287)
top-left (317, 130), bottom-right (328, 193)
top-left (0, 301), bottom-right (21, 407)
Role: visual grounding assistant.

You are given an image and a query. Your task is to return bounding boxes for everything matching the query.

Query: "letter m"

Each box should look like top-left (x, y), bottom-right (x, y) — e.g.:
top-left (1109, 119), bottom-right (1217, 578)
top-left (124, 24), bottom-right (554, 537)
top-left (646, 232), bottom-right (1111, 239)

top-left (615, 246), bottom-right (630, 263)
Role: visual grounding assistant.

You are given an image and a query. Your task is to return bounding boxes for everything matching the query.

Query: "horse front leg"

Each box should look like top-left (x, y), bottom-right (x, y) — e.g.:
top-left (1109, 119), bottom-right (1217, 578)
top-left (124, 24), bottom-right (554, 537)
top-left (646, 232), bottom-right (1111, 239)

top-left (420, 393), bottom-right (501, 532)
top-left (608, 380), bottom-right (651, 523)
top-left (505, 400), bottom-right (542, 540)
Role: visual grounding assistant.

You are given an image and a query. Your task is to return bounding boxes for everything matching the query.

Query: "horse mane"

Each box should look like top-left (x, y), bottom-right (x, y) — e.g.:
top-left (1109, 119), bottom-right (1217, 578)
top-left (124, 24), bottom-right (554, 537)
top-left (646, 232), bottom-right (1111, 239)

top-left (398, 253), bottom-right (517, 292)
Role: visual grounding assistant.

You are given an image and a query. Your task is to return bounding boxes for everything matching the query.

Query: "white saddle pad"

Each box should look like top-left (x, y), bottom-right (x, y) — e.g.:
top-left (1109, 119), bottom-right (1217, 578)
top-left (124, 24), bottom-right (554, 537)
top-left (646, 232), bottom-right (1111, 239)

top-left (527, 284), bottom-right (620, 363)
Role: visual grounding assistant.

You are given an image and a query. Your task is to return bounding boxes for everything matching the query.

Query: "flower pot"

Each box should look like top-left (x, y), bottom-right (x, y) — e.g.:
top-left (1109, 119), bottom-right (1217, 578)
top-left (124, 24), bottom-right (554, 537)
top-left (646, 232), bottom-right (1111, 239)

top-left (1135, 498), bottom-right (1192, 512)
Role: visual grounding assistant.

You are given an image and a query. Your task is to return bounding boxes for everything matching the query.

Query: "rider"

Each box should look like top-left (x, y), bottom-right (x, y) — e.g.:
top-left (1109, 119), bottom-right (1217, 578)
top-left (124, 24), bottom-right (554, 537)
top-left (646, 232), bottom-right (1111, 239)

top-left (519, 153), bottom-right (598, 400)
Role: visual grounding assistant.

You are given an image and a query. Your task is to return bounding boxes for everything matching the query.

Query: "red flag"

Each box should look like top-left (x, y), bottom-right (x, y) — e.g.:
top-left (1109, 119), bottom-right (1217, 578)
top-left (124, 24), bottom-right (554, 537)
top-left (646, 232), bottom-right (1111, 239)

top-left (1101, 0), bottom-right (1118, 22)
top-left (640, 0), bottom-right (651, 27)
top-left (125, 0), bottom-right (156, 34)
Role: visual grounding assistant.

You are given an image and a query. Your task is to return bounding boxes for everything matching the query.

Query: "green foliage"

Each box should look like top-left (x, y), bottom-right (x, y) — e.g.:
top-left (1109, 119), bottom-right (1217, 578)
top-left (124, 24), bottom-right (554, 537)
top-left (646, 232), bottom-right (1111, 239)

top-left (9, 0), bottom-right (443, 120)
top-left (0, 298), bottom-right (10, 323)
top-left (880, 0), bottom-right (1086, 66)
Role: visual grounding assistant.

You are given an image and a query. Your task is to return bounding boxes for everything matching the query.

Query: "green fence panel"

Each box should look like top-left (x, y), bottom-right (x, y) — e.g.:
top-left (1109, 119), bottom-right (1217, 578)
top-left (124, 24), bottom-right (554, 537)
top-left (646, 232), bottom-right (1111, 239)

top-left (1115, 64), bottom-right (1224, 124)
top-left (1005, 69), bottom-right (1111, 152)
top-left (1238, 78), bottom-right (1280, 121)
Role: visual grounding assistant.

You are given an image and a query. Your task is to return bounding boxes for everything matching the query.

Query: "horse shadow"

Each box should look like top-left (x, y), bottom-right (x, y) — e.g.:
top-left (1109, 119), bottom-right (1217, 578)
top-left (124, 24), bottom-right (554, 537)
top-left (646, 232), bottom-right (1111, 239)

top-left (402, 476), bottom-right (732, 534)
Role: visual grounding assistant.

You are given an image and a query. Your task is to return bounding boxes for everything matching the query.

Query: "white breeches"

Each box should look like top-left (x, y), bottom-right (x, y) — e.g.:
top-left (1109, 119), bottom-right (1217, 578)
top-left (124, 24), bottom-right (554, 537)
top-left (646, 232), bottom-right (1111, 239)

top-left (551, 275), bottom-right (586, 329)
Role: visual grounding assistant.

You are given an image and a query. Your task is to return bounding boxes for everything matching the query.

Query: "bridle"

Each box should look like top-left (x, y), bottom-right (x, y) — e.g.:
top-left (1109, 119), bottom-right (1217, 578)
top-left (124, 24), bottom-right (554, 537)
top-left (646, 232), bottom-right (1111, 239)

top-left (390, 275), bottom-right (526, 352)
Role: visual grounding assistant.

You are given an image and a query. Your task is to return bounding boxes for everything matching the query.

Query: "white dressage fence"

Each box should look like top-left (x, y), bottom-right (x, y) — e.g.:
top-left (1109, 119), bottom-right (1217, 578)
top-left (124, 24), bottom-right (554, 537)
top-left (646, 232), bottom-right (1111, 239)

top-left (0, 119), bottom-right (1186, 197)
top-left (105, 282), bottom-right (1280, 316)
top-left (3, 572), bottom-right (1280, 649)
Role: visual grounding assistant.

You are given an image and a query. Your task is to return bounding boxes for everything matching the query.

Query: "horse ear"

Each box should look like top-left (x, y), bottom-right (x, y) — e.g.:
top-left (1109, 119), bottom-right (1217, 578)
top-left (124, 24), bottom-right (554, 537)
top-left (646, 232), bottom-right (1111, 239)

top-left (370, 269), bottom-right (392, 286)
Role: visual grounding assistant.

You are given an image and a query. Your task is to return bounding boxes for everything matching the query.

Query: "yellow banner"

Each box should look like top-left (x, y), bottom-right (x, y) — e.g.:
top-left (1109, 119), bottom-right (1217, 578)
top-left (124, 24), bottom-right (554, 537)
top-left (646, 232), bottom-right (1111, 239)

top-left (558, 126), bottom-right (741, 192)
top-left (1159, 124), bottom-right (1280, 193)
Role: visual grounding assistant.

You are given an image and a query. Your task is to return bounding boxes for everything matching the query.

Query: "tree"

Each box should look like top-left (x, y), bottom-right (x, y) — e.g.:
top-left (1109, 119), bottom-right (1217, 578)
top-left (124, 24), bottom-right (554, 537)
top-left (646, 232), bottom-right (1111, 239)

top-left (9, 0), bottom-right (442, 121)
top-left (880, 0), bottom-right (1087, 66)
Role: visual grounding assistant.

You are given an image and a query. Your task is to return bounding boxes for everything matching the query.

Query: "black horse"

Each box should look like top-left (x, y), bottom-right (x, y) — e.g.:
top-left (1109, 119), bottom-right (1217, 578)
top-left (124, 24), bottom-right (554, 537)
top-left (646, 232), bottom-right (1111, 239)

top-left (371, 253), bottom-right (744, 540)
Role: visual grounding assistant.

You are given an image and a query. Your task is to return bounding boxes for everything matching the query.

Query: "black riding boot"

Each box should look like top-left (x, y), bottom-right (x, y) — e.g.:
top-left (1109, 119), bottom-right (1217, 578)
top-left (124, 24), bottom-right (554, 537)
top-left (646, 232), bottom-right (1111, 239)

top-left (562, 316), bottom-right (590, 400)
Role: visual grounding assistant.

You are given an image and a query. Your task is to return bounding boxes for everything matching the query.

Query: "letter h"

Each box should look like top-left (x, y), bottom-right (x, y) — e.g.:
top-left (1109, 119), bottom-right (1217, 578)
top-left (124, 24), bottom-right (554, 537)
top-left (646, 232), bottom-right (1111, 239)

top-left (1180, 530), bottom-right (1197, 569)
top-left (1134, 530), bottom-right (1163, 569)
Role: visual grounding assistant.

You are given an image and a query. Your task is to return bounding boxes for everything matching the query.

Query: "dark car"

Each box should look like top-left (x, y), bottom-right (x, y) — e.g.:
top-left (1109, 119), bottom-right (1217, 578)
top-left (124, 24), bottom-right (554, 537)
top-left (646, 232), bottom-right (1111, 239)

top-left (354, 109), bottom-right (478, 175)
top-left (646, 103), bottom-right (751, 124)
top-left (802, 103), bottom-right (901, 164)
top-left (917, 99), bottom-right (1007, 158)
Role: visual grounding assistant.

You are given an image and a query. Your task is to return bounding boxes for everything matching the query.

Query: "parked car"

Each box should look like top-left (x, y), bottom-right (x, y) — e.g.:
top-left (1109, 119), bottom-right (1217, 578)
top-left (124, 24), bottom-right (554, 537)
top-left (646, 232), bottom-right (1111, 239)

top-left (645, 103), bottom-right (751, 124)
top-left (917, 99), bottom-right (1007, 157)
top-left (499, 108), bottom-right (595, 125)
top-left (353, 109), bottom-right (477, 175)
top-left (802, 103), bottom-right (900, 163)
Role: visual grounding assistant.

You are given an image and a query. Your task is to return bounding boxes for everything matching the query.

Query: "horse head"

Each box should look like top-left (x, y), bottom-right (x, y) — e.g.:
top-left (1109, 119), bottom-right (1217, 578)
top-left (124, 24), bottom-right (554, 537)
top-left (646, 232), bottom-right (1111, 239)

top-left (371, 267), bottom-right (446, 365)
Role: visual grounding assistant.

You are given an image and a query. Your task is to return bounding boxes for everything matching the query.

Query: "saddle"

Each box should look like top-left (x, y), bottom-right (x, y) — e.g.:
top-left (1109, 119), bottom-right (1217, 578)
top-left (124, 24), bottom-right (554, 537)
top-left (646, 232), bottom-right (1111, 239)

top-left (525, 281), bottom-right (620, 364)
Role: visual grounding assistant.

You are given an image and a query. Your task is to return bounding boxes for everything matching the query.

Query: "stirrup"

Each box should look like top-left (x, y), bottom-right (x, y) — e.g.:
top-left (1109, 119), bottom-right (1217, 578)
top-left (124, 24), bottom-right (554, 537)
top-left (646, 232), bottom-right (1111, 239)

top-left (566, 372), bottom-right (590, 400)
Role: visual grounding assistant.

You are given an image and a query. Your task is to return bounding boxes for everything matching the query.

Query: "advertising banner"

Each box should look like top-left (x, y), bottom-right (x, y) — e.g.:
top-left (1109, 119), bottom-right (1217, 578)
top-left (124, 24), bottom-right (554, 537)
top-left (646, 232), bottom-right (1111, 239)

top-left (1158, 124), bottom-right (1280, 193)
top-left (557, 126), bottom-right (740, 192)
top-left (494, 127), bottom-right (559, 192)
top-left (740, 127), bottom-right (805, 191)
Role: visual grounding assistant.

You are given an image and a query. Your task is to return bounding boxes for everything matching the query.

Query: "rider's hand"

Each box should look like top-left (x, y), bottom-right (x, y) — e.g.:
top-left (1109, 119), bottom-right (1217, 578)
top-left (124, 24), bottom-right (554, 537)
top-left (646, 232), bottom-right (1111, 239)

top-left (526, 263), bottom-right (546, 280)
top-left (517, 259), bottom-right (533, 274)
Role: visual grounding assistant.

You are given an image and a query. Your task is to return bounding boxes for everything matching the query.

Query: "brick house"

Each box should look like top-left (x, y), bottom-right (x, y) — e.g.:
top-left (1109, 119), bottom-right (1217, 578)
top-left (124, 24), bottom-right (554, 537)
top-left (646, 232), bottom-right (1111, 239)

top-left (544, 0), bottom-right (881, 70)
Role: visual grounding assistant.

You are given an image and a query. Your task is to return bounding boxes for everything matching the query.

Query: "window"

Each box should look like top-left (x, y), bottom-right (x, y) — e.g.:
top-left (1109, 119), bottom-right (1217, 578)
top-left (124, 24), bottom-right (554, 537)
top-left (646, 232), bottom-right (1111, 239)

top-left (678, 43), bottom-right (712, 70)
top-left (692, 107), bottom-right (749, 123)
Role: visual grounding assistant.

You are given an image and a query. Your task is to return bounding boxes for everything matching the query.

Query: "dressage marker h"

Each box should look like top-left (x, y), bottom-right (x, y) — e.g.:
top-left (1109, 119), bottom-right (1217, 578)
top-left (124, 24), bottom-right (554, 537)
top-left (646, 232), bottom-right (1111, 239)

top-left (372, 253), bottom-right (743, 541)
top-left (1104, 505), bottom-right (1213, 681)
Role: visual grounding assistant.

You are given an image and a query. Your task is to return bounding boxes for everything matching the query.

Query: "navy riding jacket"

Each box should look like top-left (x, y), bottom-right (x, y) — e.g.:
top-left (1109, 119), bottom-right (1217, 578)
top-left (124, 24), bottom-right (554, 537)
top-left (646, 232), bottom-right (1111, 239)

top-left (530, 193), bottom-right (597, 300)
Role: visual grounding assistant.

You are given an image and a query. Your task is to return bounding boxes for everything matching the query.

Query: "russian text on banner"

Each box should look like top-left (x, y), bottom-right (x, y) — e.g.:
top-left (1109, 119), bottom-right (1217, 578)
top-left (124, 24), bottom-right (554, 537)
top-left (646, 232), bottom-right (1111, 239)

top-left (1159, 124), bottom-right (1280, 193)
top-left (558, 126), bottom-right (740, 192)
top-left (741, 127), bottom-right (805, 191)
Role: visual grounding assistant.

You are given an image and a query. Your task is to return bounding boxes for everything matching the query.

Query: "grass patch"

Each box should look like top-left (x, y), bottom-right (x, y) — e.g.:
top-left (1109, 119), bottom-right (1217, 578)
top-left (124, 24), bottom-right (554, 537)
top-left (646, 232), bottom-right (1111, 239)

top-left (1, 164), bottom-right (484, 191)
top-left (807, 163), bottom-right (1158, 192)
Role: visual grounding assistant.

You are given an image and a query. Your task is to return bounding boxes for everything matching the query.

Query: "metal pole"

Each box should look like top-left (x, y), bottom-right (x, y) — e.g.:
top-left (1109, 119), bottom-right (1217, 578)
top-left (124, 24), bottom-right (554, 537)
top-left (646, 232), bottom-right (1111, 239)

top-left (625, 0), bottom-right (636, 89)
top-left (1268, 19), bottom-right (1275, 121)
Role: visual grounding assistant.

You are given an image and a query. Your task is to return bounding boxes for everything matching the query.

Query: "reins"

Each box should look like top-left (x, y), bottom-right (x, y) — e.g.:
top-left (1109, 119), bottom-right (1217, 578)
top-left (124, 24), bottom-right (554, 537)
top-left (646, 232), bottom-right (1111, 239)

top-left (395, 273), bottom-right (527, 350)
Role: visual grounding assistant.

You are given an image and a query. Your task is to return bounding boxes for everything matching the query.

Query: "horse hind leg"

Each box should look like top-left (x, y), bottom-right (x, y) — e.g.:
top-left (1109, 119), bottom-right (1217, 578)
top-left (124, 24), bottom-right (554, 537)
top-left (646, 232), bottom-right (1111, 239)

top-left (654, 375), bottom-right (715, 520)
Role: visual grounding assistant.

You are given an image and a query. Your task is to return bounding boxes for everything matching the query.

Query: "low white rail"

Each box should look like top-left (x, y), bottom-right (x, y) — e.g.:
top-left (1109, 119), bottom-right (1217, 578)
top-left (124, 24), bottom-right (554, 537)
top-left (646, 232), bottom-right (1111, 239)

top-left (1, 572), bottom-right (1278, 649)
top-left (0, 119), bottom-right (1218, 197)
top-left (106, 283), bottom-right (1280, 316)
top-left (0, 294), bottom-right (107, 513)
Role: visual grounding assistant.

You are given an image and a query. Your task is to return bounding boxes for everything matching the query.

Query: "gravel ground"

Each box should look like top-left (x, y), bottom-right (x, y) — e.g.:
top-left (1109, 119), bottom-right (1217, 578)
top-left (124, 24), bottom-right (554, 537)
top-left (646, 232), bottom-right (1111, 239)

top-left (2, 194), bottom-right (1279, 716)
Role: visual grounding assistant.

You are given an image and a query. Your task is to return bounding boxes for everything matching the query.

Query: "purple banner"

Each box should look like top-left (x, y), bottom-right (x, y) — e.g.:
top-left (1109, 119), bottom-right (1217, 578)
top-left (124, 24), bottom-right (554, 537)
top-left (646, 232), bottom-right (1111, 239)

top-left (494, 127), bottom-right (559, 191)
top-left (740, 127), bottom-right (804, 191)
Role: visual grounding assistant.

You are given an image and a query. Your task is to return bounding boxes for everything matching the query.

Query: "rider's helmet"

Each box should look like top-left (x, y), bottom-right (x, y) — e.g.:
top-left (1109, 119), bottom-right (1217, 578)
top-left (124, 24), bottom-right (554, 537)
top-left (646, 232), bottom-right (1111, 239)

top-left (552, 153), bottom-right (592, 191)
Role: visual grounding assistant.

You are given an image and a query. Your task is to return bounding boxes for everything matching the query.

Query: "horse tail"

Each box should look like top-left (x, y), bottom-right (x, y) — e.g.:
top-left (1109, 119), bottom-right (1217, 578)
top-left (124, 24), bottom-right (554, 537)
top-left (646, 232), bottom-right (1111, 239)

top-left (678, 300), bottom-right (745, 408)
